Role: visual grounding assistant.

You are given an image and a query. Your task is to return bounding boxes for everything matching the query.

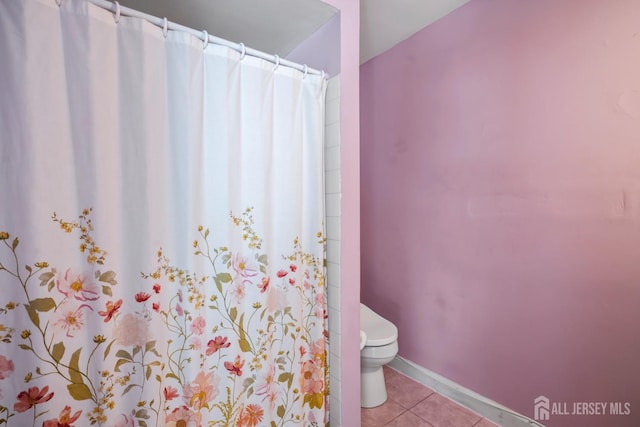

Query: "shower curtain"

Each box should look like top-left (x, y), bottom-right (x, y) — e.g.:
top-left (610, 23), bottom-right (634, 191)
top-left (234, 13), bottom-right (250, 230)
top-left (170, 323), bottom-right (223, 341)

top-left (0, 0), bottom-right (328, 426)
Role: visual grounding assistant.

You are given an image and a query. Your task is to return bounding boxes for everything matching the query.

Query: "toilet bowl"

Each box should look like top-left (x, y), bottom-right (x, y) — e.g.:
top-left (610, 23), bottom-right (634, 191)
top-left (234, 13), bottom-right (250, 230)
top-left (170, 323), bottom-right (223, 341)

top-left (360, 303), bottom-right (398, 408)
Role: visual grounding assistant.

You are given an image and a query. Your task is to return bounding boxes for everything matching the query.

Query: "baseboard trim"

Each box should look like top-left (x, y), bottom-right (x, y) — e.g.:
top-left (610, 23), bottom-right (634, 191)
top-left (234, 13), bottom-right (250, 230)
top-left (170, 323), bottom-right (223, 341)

top-left (388, 356), bottom-right (546, 427)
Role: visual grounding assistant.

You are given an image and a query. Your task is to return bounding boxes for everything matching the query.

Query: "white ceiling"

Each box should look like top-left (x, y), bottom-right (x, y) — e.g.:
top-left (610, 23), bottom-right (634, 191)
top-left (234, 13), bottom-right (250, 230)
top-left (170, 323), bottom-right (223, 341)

top-left (118, 0), bottom-right (471, 64)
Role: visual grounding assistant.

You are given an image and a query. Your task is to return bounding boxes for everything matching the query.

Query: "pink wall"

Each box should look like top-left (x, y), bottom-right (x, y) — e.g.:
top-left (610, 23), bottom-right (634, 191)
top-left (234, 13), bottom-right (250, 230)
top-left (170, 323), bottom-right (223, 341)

top-left (360, 1), bottom-right (640, 426)
top-left (320, 1), bottom-right (361, 426)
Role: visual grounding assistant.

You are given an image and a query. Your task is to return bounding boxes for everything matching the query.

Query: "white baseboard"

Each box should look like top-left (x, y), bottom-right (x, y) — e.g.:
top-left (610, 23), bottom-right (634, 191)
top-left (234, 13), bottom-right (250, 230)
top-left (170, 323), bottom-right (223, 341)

top-left (387, 356), bottom-right (546, 427)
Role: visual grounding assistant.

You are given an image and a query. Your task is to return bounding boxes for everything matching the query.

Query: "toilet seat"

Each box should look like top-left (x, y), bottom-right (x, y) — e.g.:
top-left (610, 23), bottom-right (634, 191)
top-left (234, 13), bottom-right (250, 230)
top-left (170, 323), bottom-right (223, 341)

top-left (360, 303), bottom-right (397, 347)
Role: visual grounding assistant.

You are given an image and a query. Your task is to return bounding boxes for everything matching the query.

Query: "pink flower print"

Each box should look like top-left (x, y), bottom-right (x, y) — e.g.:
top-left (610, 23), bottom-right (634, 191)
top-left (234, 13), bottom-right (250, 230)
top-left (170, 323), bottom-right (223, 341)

top-left (299, 346), bottom-right (307, 358)
top-left (98, 299), bottom-right (122, 322)
top-left (314, 293), bottom-right (326, 317)
top-left (113, 313), bottom-right (150, 347)
top-left (183, 371), bottom-right (218, 410)
top-left (231, 280), bottom-right (247, 304)
top-left (224, 355), bottom-right (245, 376)
top-left (111, 414), bottom-right (135, 427)
top-left (190, 336), bottom-right (203, 351)
top-left (165, 406), bottom-right (202, 427)
top-left (309, 338), bottom-right (325, 362)
top-left (56, 269), bottom-right (99, 301)
top-left (152, 302), bottom-right (160, 312)
top-left (288, 278), bottom-right (296, 286)
top-left (0, 355), bottom-right (14, 379)
top-left (176, 303), bottom-right (184, 316)
top-left (54, 302), bottom-right (93, 338)
top-left (135, 292), bottom-right (151, 303)
top-left (232, 253), bottom-right (258, 277)
top-left (190, 316), bottom-right (206, 335)
top-left (276, 269), bottom-right (288, 278)
top-left (13, 385), bottom-right (54, 413)
top-left (163, 386), bottom-right (179, 401)
top-left (206, 336), bottom-right (230, 355)
top-left (258, 277), bottom-right (270, 293)
top-left (300, 359), bottom-right (324, 394)
top-left (153, 283), bottom-right (161, 294)
top-left (255, 364), bottom-right (279, 408)
top-left (43, 405), bottom-right (82, 427)
top-left (177, 289), bottom-right (183, 302)
top-left (289, 264), bottom-right (297, 272)
top-left (266, 286), bottom-right (287, 313)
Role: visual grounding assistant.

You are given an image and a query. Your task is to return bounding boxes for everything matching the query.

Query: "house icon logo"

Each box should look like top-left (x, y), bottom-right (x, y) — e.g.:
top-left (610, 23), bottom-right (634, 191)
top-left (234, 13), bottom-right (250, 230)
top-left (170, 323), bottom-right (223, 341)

top-left (534, 395), bottom-right (550, 421)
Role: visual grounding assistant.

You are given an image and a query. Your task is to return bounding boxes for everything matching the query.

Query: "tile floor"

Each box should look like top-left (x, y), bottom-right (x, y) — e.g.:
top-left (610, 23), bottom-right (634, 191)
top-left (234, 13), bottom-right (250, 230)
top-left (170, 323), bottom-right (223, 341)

top-left (361, 366), bottom-right (499, 427)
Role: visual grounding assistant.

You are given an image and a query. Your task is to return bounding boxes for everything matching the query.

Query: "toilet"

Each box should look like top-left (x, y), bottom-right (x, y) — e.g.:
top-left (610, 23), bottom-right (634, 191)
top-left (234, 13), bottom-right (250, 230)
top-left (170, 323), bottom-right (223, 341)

top-left (360, 303), bottom-right (399, 408)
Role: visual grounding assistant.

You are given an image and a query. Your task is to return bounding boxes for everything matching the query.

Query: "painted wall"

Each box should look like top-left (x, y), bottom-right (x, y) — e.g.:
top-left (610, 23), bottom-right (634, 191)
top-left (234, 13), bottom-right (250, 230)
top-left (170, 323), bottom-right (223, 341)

top-left (286, 12), bottom-right (340, 78)
top-left (293, 1), bottom-right (361, 425)
top-left (322, 1), bottom-right (360, 426)
top-left (360, 1), bottom-right (640, 426)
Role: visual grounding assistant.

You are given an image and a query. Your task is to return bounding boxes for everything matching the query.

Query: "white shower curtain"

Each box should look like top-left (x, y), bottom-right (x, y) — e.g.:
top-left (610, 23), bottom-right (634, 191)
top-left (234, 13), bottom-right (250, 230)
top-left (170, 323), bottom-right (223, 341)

top-left (0, 0), bottom-right (327, 426)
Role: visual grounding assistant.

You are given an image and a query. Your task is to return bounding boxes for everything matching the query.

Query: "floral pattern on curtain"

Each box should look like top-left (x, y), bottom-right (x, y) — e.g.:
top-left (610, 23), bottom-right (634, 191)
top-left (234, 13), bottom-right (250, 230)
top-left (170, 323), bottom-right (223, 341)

top-left (0, 0), bottom-right (328, 426)
top-left (0, 208), bottom-right (327, 426)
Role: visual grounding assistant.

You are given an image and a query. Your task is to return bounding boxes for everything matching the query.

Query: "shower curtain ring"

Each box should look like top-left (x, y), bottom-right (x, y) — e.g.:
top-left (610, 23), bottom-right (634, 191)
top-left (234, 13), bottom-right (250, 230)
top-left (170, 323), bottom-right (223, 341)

top-left (321, 70), bottom-right (326, 80)
top-left (273, 55), bottom-right (280, 71)
top-left (113, 1), bottom-right (121, 23)
top-left (202, 31), bottom-right (209, 49)
top-left (55, 0), bottom-right (62, 6)
top-left (162, 17), bottom-right (168, 38)
top-left (238, 43), bottom-right (246, 60)
top-left (302, 64), bottom-right (308, 79)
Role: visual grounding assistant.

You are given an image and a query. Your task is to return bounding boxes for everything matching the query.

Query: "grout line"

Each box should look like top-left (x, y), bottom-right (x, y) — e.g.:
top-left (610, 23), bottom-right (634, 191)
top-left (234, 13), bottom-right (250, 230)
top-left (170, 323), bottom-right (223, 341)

top-left (403, 408), bottom-right (436, 427)
top-left (383, 408), bottom-right (408, 426)
top-left (407, 392), bottom-right (434, 411)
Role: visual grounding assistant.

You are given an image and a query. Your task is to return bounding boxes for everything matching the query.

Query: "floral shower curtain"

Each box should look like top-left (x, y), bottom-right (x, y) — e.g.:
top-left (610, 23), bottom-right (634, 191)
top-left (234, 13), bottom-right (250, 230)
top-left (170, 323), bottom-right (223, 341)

top-left (0, 0), bottom-right (328, 426)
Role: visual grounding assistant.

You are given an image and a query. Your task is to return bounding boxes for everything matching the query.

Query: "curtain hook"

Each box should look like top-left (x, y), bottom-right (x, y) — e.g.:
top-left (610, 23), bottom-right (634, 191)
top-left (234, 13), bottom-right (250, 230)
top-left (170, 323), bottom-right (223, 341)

top-left (55, 0), bottom-right (62, 6)
top-left (162, 17), bottom-right (168, 38)
top-left (113, 1), bottom-right (121, 23)
top-left (273, 55), bottom-right (280, 71)
top-left (321, 70), bottom-right (326, 80)
top-left (302, 64), bottom-right (308, 79)
top-left (238, 43), bottom-right (246, 61)
top-left (202, 30), bottom-right (209, 50)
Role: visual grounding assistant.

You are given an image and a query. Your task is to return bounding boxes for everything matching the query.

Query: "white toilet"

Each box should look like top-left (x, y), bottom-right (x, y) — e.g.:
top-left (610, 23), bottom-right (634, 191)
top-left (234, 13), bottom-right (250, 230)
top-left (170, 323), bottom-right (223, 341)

top-left (360, 303), bottom-right (399, 408)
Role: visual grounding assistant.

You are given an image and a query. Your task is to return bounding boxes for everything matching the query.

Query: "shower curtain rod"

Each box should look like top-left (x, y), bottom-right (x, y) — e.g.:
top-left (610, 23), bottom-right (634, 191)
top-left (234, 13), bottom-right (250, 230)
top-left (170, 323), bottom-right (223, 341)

top-left (85, 0), bottom-right (327, 79)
